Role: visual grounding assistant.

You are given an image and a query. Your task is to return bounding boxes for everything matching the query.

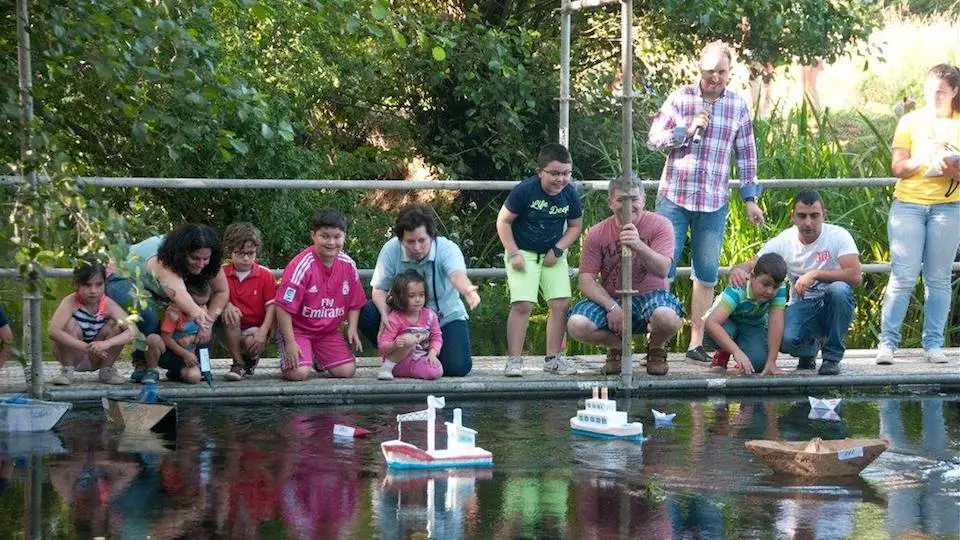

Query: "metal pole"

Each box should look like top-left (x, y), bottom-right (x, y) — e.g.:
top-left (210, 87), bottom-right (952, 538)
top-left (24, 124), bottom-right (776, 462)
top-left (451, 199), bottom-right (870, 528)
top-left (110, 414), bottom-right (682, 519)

top-left (29, 455), bottom-right (43, 540)
top-left (559, 0), bottom-right (572, 147)
top-left (618, 0), bottom-right (634, 390)
top-left (18, 0), bottom-right (43, 398)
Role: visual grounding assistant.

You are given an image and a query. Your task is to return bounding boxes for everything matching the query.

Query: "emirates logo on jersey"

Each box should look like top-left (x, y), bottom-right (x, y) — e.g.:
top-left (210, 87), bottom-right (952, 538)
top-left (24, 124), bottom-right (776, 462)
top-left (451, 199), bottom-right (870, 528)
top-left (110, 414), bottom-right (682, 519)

top-left (342, 280), bottom-right (350, 295)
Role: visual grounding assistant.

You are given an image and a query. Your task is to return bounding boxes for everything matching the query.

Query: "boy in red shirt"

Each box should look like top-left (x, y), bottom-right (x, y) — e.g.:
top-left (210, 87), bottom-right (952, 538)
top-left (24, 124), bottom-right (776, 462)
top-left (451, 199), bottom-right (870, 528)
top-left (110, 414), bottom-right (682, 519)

top-left (220, 223), bottom-right (277, 381)
top-left (274, 208), bottom-right (366, 382)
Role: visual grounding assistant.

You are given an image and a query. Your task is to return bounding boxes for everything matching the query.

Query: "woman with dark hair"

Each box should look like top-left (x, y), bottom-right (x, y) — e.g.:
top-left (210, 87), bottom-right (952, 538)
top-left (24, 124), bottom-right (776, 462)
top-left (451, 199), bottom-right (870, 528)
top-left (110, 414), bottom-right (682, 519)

top-left (876, 64), bottom-right (960, 366)
top-left (107, 223), bottom-right (230, 380)
top-left (359, 204), bottom-right (481, 377)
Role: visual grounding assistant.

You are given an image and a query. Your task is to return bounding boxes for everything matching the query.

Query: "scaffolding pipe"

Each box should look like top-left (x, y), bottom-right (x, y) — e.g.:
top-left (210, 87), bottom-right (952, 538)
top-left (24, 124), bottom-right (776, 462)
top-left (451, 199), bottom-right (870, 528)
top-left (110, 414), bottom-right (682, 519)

top-left (17, 0), bottom-right (43, 398)
top-left (566, 0), bottom-right (620, 10)
top-left (618, 0), bottom-right (634, 389)
top-left (559, 0), bottom-right (572, 147)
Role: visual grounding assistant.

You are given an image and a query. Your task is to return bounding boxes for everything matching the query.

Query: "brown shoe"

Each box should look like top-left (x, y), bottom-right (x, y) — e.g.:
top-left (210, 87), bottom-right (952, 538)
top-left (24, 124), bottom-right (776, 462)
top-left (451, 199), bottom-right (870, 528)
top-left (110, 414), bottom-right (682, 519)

top-left (645, 347), bottom-right (669, 376)
top-left (600, 349), bottom-right (622, 375)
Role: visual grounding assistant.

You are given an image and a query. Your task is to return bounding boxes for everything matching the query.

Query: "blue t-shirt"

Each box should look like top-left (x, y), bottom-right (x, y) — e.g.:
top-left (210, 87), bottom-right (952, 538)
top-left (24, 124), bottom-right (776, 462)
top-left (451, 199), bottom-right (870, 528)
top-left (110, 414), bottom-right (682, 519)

top-left (371, 236), bottom-right (468, 327)
top-left (505, 175), bottom-right (582, 253)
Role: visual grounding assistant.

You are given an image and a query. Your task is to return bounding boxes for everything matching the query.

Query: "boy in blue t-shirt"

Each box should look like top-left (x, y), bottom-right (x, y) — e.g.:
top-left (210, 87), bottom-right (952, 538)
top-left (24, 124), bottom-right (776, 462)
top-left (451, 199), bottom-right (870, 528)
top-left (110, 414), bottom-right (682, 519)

top-left (704, 252), bottom-right (788, 375)
top-left (496, 143), bottom-right (583, 377)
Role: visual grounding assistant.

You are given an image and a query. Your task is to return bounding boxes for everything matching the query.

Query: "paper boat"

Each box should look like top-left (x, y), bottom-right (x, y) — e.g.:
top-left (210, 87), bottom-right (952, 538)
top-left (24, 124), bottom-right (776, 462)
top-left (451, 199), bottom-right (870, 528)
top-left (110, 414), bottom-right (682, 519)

top-left (0, 397), bottom-right (71, 432)
top-left (382, 395), bottom-right (492, 469)
top-left (652, 409), bottom-right (676, 424)
top-left (101, 397), bottom-right (177, 433)
top-left (570, 387), bottom-right (644, 441)
top-left (745, 438), bottom-right (888, 477)
top-left (808, 408), bottom-right (841, 422)
top-left (333, 423), bottom-right (370, 438)
top-left (808, 396), bottom-right (841, 411)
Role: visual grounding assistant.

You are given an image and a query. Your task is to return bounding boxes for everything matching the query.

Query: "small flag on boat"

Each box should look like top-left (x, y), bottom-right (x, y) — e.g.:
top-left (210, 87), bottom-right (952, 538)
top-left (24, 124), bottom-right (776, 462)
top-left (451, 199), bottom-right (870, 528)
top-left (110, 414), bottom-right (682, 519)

top-left (333, 423), bottom-right (370, 438)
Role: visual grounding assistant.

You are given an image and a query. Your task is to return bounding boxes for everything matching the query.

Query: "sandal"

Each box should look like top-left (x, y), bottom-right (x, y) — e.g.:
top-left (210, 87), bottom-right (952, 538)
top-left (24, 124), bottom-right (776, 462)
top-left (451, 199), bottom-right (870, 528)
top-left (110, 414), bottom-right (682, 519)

top-left (645, 347), bottom-right (669, 376)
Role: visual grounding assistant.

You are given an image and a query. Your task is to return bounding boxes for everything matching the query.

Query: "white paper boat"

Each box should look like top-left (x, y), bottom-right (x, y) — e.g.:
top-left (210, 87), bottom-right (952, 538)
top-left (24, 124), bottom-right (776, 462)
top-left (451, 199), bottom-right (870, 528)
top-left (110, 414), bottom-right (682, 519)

top-left (808, 396), bottom-right (841, 411)
top-left (808, 408), bottom-right (842, 422)
top-left (570, 387), bottom-right (644, 441)
top-left (652, 409), bottom-right (676, 424)
top-left (382, 395), bottom-right (493, 470)
top-left (0, 397), bottom-right (71, 432)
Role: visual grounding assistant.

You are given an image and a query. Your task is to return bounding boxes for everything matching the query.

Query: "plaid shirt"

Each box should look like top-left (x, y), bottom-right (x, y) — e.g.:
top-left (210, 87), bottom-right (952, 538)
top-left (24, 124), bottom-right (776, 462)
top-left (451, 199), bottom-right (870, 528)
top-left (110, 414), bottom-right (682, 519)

top-left (647, 84), bottom-right (760, 212)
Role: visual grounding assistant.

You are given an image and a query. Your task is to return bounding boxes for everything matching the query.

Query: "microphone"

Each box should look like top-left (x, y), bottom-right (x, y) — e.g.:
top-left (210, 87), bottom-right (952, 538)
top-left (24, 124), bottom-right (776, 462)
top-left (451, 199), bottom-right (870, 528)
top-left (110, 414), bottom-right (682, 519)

top-left (692, 126), bottom-right (704, 145)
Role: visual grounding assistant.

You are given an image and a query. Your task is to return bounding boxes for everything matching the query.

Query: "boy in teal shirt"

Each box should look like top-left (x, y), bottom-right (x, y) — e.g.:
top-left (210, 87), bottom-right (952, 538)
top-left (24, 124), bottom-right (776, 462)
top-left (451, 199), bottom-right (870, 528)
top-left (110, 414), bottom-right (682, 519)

top-left (704, 253), bottom-right (788, 375)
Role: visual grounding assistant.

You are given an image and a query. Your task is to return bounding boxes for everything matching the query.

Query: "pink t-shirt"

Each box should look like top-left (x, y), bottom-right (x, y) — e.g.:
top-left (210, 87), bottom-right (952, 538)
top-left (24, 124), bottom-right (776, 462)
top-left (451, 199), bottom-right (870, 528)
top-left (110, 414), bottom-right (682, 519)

top-left (274, 247), bottom-right (366, 335)
top-left (579, 212), bottom-right (674, 296)
top-left (377, 307), bottom-right (443, 361)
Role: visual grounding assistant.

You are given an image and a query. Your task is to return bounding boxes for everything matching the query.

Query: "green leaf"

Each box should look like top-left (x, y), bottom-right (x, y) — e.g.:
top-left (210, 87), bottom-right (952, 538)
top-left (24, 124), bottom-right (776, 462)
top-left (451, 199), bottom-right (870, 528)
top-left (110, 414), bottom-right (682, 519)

top-left (392, 28), bottom-right (407, 48)
top-left (278, 120), bottom-right (294, 142)
top-left (229, 138), bottom-right (249, 154)
top-left (185, 92), bottom-right (206, 106)
top-left (372, 0), bottom-right (389, 20)
top-left (432, 46), bottom-right (446, 62)
top-left (260, 123), bottom-right (274, 139)
top-left (132, 122), bottom-right (148, 142)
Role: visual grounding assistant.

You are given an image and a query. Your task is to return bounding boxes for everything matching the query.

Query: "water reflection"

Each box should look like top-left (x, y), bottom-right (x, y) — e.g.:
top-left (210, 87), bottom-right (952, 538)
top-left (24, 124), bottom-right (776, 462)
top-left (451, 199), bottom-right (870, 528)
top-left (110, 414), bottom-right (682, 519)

top-left (0, 396), bottom-right (956, 538)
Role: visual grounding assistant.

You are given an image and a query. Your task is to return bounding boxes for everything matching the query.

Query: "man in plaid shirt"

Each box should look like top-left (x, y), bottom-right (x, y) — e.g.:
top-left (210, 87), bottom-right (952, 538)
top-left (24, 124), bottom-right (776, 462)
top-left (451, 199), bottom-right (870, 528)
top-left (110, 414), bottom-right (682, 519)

top-left (647, 41), bottom-right (766, 364)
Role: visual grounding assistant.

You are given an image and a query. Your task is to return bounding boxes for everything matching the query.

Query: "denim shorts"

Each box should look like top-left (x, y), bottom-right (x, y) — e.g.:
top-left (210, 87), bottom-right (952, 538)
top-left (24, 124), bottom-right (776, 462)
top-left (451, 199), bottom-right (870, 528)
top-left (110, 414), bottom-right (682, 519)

top-left (656, 196), bottom-right (728, 285)
top-left (568, 289), bottom-right (685, 334)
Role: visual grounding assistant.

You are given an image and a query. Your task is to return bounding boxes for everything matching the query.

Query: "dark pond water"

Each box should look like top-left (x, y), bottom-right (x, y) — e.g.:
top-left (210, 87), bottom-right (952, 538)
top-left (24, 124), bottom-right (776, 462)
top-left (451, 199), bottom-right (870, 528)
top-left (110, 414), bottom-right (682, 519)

top-left (0, 395), bottom-right (958, 539)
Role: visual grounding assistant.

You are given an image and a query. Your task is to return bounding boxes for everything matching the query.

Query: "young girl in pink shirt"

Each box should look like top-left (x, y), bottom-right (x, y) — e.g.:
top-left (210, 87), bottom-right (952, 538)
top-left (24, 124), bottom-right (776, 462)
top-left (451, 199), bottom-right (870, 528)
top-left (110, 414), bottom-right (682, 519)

top-left (377, 270), bottom-right (443, 380)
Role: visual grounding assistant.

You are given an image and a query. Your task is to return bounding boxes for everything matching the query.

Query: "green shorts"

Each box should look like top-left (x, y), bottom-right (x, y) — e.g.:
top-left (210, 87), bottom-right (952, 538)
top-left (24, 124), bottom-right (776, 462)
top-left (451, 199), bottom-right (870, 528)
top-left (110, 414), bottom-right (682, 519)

top-left (504, 250), bottom-right (572, 304)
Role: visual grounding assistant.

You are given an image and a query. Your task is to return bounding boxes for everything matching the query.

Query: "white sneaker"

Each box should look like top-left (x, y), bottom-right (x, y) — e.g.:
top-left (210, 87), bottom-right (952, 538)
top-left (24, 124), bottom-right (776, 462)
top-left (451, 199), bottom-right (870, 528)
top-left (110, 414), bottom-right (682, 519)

top-left (874, 344), bottom-right (894, 365)
top-left (504, 356), bottom-right (523, 377)
top-left (924, 348), bottom-right (949, 364)
top-left (543, 355), bottom-right (578, 375)
top-left (98, 365), bottom-right (127, 385)
top-left (51, 366), bottom-right (74, 386)
top-left (377, 366), bottom-right (395, 380)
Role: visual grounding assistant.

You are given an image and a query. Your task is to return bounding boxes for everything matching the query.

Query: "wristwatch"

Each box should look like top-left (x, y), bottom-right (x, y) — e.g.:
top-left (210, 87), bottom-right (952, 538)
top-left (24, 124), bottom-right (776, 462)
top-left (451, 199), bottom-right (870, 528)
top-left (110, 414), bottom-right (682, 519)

top-left (551, 246), bottom-right (564, 257)
top-left (743, 196), bottom-right (756, 203)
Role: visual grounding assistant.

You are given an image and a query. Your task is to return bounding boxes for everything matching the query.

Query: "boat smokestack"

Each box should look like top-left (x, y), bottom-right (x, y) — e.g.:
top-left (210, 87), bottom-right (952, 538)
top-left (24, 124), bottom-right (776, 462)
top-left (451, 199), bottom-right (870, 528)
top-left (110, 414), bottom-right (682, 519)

top-left (453, 408), bottom-right (462, 426)
top-left (592, 387), bottom-right (598, 399)
top-left (601, 387), bottom-right (608, 400)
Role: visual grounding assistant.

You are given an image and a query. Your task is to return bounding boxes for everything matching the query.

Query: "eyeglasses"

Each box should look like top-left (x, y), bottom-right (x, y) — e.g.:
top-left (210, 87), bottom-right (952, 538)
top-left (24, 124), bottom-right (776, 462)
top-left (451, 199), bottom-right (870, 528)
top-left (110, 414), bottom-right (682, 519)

top-left (543, 169), bottom-right (573, 178)
top-left (233, 250), bottom-right (258, 258)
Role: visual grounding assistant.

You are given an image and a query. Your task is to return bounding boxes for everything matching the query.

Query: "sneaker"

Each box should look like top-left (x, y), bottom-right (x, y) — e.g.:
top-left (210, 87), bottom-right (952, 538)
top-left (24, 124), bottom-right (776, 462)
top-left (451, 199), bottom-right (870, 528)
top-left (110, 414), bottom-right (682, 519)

top-left (243, 357), bottom-right (259, 378)
top-left (646, 347), bottom-right (669, 376)
top-left (141, 368), bottom-right (160, 384)
top-left (685, 346), bottom-right (709, 363)
top-left (797, 357), bottom-right (817, 371)
top-left (924, 348), bottom-right (949, 364)
top-left (51, 366), bottom-right (74, 386)
top-left (818, 359), bottom-right (840, 376)
top-left (600, 349), bottom-right (622, 375)
top-left (711, 350), bottom-right (731, 370)
top-left (98, 365), bottom-right (126, 385)
top-left (543, 355), bottom-right (578, 375)
top-left (504, 356), bottom-right (524, 377)
top-left (874, 344), bottom-right (894, 365)
top-left (377, 366), bottom-right (395, 380)
top-left (224, 364), bottom-right (244, 382)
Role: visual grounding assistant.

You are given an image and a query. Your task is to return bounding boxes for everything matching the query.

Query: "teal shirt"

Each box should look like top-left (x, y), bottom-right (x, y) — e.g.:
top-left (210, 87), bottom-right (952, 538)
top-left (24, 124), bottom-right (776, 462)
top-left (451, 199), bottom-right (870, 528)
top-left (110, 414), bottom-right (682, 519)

top-left (371, 236), bottom-right (468, 327)
top-left (712, 282), bottom-right (787, 325)
top-left (126, 235), bottom-right (166, 299)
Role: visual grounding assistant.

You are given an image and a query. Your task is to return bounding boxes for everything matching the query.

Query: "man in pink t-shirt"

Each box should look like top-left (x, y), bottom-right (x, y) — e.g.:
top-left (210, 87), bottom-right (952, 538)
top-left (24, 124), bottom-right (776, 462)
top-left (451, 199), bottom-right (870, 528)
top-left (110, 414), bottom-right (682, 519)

top-left (274, 208), bottom-right (366, 381)
top-left (567, 178), bottom-right (684, 376)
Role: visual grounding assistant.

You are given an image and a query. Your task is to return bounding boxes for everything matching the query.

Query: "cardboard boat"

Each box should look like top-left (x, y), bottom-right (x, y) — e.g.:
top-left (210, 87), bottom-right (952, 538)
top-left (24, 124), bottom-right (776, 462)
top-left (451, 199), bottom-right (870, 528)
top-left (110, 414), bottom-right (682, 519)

top-left (745, 438), bottom-right (889, 477)
top-left (101, 396), bottom-right (177, 433)
top-left (0, 398), bottom-right (71, 432)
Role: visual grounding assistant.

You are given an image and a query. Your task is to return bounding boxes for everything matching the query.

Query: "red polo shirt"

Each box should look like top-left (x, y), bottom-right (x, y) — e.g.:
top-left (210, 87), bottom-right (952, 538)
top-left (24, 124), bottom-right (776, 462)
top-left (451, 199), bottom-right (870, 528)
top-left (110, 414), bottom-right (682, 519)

top-left (223, 263), bottom-right (277, 329)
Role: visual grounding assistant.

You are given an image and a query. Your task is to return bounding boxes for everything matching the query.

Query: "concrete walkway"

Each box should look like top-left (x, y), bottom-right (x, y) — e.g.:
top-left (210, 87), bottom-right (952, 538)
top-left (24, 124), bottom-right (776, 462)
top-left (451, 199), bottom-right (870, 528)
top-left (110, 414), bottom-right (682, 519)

top-left (1, 348), bottom-right (957, 404)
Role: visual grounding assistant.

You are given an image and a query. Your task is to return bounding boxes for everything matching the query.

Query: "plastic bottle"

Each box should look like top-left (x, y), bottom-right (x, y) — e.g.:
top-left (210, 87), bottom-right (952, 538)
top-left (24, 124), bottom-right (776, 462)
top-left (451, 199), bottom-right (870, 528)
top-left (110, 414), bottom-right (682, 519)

top-left (137, 380), bottom-right (158, 403)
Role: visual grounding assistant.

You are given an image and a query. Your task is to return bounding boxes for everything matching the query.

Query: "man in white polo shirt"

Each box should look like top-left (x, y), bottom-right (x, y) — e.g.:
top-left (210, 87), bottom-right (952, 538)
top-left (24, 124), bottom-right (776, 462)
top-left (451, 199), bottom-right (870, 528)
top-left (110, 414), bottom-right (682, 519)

top-left (729, 190), bottom-right (862, 375)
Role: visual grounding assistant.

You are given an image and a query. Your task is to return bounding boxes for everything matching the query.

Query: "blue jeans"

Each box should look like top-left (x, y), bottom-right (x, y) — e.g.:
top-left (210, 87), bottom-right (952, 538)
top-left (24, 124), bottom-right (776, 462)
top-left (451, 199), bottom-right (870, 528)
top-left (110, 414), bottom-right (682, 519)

top-left (704, 318), bottom-right (768, 372)
top-left (781, 282), bottom-right (855, 362)
top-left (880, 201), bottom-right (960, 350)
top-left (656, 196), bottom-right (728, 285)
top-left (359, 300), bottom-right (472, 377)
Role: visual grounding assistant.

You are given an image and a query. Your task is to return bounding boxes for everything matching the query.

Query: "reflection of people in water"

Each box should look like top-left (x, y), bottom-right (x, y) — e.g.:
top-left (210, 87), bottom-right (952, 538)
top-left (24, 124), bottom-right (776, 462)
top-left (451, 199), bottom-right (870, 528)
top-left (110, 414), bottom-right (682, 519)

top-left (279, 414), bottom-right (360, 538)
top-left (571, 474), bottom-right (672, 539)
top-left (0, 459), bottom-right (13, 497)
top-left (48, 452), bottom-right (140, 538)
top-left (214, 437), bottom-right (278, 539)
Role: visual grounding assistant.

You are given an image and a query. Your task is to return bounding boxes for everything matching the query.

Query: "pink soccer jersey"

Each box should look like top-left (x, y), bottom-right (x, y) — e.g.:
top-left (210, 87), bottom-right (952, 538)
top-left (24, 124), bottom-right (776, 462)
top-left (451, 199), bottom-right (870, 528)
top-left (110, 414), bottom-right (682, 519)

top-left (274, 247), bottom-right (366, 335)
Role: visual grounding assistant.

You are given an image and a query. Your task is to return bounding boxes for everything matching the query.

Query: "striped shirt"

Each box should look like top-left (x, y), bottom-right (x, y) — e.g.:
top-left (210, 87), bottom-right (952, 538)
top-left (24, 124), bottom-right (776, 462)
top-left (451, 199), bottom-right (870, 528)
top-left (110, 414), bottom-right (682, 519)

top-left (274, 247), bottom-right (366, 335)
top-left (647, 84), bottom-right (760, 212)
top-left (73, 295), bottom-right (108, 343)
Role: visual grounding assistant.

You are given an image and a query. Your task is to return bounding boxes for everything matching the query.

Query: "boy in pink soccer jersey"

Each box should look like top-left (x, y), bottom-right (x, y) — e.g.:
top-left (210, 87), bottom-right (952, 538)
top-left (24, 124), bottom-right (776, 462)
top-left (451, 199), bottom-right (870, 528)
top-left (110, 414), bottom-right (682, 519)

top-left (274, 208), bottom-right (366, 381)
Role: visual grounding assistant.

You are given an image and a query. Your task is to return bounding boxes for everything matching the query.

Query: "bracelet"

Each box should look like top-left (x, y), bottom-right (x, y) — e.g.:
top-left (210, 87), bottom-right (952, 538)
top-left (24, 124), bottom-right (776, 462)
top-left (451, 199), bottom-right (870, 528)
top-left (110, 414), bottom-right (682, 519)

top-left (607, 303), bottom-right (619, 312)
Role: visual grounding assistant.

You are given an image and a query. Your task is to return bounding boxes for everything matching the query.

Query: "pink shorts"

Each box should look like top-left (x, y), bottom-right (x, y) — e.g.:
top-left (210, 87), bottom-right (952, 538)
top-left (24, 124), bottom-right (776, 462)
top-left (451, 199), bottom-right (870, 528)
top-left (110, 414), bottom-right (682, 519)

top-left (276, 330), bottom-right (354, 372)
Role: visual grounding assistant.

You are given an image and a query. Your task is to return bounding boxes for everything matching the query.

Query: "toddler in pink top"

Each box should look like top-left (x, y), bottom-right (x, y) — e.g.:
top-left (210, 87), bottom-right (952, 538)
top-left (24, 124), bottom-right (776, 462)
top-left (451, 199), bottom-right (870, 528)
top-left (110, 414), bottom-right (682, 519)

top-left (376, 270), bottom-right (443, 380)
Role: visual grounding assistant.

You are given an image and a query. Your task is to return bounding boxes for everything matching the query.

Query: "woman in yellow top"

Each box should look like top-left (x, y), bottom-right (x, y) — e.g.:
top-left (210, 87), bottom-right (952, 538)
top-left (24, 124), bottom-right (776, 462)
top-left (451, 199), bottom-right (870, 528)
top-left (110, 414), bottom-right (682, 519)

top-left (876, 64), bottom-right (960, 366)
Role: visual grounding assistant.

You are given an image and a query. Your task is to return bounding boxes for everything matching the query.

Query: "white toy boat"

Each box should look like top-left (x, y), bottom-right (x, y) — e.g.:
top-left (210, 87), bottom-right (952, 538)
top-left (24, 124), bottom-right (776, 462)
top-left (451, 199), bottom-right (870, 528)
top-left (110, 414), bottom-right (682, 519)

top-left (0, 397), bottom-right (71, 432)
top-left (570, 387), bottom-right (644, 441)
top-left (381, 395), bottom-right (493, 469)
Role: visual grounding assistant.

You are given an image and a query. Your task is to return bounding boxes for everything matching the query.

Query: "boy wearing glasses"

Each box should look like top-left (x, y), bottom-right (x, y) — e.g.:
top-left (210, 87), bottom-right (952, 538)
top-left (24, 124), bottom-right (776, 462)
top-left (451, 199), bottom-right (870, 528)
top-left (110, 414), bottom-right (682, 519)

top-left (219, 222), bottom-right (277, 381)
top-left (496, 143), bottom-right (583, 377)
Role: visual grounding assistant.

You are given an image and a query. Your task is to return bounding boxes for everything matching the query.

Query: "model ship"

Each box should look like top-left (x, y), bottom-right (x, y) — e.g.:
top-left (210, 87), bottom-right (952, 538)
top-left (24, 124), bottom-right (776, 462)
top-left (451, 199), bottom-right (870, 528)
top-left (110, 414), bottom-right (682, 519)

top-left (570, 387), bottom-right (644, 440)
top-left (381, 395), bottom-right (493, 469)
